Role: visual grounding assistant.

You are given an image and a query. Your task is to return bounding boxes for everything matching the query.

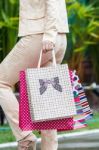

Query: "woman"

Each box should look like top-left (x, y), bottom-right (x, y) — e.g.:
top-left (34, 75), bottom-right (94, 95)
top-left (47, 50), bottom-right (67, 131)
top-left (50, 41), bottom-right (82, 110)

top-left (0, 0), bottom-right (69, 149)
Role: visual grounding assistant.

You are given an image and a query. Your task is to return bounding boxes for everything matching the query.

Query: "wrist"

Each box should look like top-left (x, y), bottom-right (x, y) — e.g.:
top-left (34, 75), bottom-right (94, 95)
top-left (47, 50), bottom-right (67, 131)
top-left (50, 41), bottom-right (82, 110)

top-left (42, 30), bottom-right (58, 45)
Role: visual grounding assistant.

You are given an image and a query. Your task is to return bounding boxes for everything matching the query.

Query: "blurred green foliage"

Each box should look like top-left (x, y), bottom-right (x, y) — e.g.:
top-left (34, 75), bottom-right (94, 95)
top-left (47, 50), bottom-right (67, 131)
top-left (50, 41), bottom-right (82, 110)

top-left (66, 0), bottom-right (99, 83)
top-left (67, 0), bottom-right (99, 53)
top-left (0, 0), bottom-right (19, 61)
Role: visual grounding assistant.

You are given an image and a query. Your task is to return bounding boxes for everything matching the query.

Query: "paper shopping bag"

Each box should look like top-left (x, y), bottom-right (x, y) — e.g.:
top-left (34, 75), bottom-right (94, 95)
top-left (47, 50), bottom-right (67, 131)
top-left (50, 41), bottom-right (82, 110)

top-left (25, 50), bottom-right (77, 122)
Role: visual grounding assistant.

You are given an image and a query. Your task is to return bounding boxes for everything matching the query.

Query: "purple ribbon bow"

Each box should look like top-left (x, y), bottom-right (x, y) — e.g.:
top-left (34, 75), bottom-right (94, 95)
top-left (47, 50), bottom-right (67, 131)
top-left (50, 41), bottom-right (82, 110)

top-left (39, 77), bottom-right (62, 95)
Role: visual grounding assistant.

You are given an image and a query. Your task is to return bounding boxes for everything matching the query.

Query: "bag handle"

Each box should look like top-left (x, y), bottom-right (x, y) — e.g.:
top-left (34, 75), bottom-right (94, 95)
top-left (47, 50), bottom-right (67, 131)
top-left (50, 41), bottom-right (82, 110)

top-left (37, 49), bottom-right (57, 68)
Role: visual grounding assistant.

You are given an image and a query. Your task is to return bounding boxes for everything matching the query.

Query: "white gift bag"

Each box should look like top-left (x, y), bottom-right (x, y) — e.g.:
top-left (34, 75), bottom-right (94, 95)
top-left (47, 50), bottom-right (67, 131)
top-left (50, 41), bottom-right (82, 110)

top-left (26, 49), bottom-right (77, 122)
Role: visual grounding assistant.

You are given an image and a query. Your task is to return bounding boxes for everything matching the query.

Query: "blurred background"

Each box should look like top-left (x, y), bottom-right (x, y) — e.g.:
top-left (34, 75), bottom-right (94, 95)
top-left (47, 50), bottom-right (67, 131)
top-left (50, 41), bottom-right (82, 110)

top-left (0, 0), bottom-right (99, 149)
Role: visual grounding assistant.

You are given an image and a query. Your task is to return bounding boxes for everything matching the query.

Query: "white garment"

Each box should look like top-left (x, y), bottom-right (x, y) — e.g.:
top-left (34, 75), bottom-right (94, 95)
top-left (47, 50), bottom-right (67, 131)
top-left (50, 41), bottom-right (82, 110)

top-left (18, 0), bottom-right (69, 43)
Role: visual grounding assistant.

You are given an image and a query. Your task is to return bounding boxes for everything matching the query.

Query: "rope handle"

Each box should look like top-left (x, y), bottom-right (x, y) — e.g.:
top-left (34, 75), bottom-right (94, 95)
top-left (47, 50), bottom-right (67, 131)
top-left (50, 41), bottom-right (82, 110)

top-left (37, 49), bottom-right (57, 68)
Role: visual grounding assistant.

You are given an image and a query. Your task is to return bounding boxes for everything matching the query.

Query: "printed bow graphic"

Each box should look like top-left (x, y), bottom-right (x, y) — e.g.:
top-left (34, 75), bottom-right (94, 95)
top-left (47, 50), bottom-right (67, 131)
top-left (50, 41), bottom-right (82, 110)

top-left (39, 77), bottom-right (62, 95)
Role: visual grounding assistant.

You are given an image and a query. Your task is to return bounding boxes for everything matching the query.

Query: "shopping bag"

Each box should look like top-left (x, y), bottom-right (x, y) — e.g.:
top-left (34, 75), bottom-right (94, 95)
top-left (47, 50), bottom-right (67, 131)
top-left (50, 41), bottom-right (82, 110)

top-left (19, 70), bottom-right (74, 131)
top-left (25, 49), bottom-right (77, 121)
top-left (70, 70), bottom-right (93, 120)
top-left (69, 70), bottom-right (93, 130)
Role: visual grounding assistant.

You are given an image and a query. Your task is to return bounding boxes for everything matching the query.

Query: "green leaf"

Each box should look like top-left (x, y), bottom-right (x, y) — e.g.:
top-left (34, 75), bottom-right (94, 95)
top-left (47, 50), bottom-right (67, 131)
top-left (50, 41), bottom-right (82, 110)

top-left (84, 41), bottom-right (97, 45)
top-left (74, 47), bottom-right (86, 52)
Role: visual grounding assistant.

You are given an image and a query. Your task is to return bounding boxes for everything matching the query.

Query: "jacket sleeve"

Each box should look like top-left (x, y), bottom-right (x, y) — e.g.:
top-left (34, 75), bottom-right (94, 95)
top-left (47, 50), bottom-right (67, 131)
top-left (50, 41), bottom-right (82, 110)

top-left (42, 0), bottom-right (58, 44)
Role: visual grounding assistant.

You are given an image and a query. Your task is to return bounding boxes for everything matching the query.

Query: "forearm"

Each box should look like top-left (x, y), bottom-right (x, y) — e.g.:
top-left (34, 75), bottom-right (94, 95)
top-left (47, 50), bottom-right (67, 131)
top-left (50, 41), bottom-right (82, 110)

top-left (43, 0), bottom-right (58, 44)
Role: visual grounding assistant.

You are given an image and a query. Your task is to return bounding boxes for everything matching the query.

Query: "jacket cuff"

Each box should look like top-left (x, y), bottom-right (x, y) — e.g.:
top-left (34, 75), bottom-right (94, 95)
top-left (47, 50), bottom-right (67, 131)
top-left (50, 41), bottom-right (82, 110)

top-left (42, 30), bottom-right (58, 44)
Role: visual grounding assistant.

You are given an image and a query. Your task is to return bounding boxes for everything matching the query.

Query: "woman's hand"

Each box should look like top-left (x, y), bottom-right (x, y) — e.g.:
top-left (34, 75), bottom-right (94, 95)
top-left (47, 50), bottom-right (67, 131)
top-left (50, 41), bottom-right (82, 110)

top-left (42, 41), bottom-right (55, 53)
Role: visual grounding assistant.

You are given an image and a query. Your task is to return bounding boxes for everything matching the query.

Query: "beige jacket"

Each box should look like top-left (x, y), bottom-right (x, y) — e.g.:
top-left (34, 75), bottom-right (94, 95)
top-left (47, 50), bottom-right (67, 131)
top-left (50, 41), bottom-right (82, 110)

top-left (18, 0), bottom-right (69, 43)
